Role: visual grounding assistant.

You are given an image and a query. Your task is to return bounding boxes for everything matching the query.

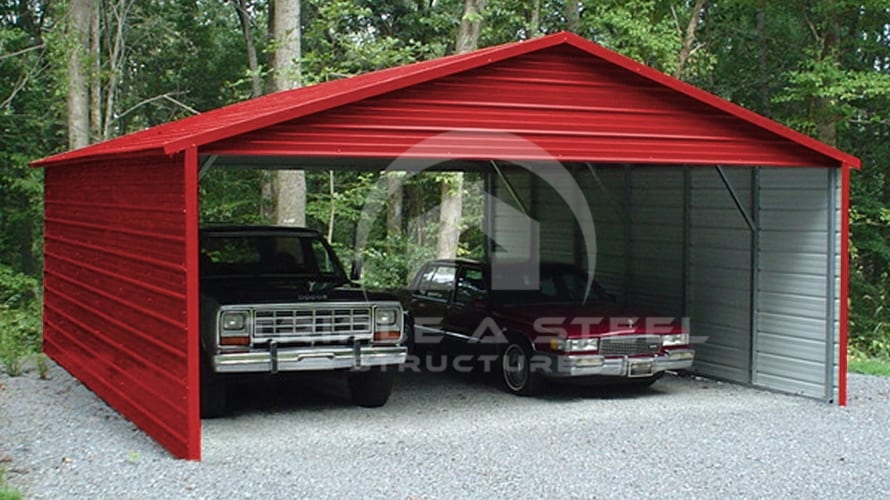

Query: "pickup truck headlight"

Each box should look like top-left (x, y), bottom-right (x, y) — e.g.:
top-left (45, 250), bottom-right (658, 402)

top-left (375, 308), bottom-right (398, 327)
top-left (221, 311), bottom-right (247, 331)
top-left (373, 307), bottom-right (402, 344)
top-left (219, 310), bottom-right (251, 346)
top-left (552, 338), bottom-right (599, 353)
top-left (662, 333), bottom-right (690, 347)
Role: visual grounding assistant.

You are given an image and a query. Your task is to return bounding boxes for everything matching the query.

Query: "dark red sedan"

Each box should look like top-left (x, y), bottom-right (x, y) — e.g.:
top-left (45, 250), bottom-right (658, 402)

top-left (404, 259), bottom-right (695, 395)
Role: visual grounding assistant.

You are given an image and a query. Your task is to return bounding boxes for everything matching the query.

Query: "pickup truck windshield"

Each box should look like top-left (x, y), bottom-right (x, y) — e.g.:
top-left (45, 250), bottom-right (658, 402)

top-left (200, 234), bottom-right (347, 285)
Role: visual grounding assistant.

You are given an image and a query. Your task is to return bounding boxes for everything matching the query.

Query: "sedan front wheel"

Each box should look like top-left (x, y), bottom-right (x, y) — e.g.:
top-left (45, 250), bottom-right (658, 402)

top-left (501, 340), bottom-right (544, 396)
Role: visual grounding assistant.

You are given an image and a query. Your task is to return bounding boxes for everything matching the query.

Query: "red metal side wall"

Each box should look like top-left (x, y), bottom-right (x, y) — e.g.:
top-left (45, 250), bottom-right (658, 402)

top-left (43, 154), bottom-right (197, 459)
top-left (204, 45), bottom-right (830, 167)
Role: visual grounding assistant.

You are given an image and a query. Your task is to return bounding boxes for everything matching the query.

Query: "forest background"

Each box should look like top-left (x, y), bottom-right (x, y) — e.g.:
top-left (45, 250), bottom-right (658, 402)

top-left (2, 0), bottom-right (890, 373)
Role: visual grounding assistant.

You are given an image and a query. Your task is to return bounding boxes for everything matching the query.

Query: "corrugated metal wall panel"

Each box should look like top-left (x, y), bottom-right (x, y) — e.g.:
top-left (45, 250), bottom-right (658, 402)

top-left (628, 167), bottom-right (684, 316)
top-left (204, 47), bottom-right (832, 168)
top-left (578, 166), bottom-right (626, 299)
top-left (491, 168), bottom-right (534, 263)
top-left (754, 168), bottom-right (832, 399)
top-left (533, 171), bottom-right (578, 264)
top-left (688, 167), bottom-right (753, 382)
top-left (43, 155), bottom-right (195, 459)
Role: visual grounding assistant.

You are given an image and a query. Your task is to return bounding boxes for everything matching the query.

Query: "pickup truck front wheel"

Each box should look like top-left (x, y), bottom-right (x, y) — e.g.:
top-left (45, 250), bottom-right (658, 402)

top-left (348, 367), bottom-right (394, 408)
top-left (501, 339), bottom-right (544, 396)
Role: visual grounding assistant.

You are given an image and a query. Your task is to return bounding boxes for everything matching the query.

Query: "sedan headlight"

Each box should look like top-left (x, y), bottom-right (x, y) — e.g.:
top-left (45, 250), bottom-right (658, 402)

top-left (553, 337), bottom-right (599, 353)
top-left (662, 333), bottom-right (690, 347)
top-left (221, 311), bottom-right (247, 331)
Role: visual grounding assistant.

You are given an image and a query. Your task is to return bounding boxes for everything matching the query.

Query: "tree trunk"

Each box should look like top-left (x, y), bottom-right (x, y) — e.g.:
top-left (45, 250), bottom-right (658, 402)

top-left (67, 0), bottom-right (92, 149)
top-left (675, 0), bottom-right (707, 80)
top-left (437, 0), bottom-right (484, 258)
top-left (271, 0), bottom-right (305, 227)
top-left (231, 0), bottom-right (263, 98)
top-left (455, 0), bottom-right (486, 54)
top-left (564, 1), bottom-right (580, 33)
top-left (89, 2), bottom-right (100, 140)
top-left (385, 171), bottom-right (403, 238)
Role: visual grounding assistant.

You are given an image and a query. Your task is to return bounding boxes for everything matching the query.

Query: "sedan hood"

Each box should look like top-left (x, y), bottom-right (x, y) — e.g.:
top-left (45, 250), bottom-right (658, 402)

top-left (495, 302), bottom-right (683, 336)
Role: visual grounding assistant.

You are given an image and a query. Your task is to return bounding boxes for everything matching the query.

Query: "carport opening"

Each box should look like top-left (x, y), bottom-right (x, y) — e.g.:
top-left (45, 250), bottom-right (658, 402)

top-left (198, 157), bottom-right (841, 407)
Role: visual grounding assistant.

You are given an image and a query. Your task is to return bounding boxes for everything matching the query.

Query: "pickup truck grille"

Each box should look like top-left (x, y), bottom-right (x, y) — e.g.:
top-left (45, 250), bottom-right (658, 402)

top-left (599, 335), bottom-right (662, 357)
top-left (253, 306), bottom-right (373, 343)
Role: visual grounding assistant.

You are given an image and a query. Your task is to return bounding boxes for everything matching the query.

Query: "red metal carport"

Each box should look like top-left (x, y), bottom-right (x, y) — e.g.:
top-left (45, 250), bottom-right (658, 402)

top-left (33, 32), bottom-right (860, 460)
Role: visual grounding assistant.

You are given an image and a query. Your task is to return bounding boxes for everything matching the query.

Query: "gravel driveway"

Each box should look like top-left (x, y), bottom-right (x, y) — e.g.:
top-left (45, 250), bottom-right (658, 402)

top-left (2, 360), bottom-right (890, 499)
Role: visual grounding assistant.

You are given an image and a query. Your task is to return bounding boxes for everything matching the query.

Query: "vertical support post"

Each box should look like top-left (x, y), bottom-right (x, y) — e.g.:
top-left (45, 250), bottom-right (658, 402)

top-left (483, 166), bottom-right (493, 263)
top-left (683, 166), bottom-right (691, 317)
top-left (184, 147), bottom-right (202, 460)
top-left (749, 167), bottom-right (760, 386)
top-left (825, 168), bottom-right (838, 403)
top-left (839, 165), bottom-right (850, 406)
top-left (623, 164), bottom-right (633, 310)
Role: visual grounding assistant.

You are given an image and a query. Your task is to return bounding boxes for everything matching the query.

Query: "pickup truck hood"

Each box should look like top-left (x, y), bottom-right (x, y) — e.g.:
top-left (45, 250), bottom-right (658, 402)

top-left (494, 303), bottom-right (683, 335)
top-left (201, 277), bottom-right (400, 306)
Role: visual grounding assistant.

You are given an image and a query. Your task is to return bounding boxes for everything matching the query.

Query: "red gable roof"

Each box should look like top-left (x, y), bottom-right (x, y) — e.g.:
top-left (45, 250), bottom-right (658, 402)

top-left (33, 32), bottom-right (860, 169)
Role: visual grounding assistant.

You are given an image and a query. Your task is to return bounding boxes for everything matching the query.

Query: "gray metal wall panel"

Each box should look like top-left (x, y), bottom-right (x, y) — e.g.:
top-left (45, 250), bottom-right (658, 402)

top-left (688, 167), bottom-right (753, 383)
top-left (754, 168), bottom-right (832, 399)
top-left (491, 169), bottom-right (533, 262)
top-left (579, 166), bottom-right (627, 300)
top-left (629, 167), bottom-right (684, 316)
top-left (534, 172), bottom-right (579, 264)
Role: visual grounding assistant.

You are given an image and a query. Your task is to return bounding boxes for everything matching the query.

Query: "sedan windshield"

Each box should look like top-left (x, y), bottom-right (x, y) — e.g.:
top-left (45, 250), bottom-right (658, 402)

top-left (492, 263), bottom-right (612, 306)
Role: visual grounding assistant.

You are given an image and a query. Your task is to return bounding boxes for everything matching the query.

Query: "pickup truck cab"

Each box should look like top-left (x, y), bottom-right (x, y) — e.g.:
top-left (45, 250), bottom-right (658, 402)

top-left (199, 226), bottom-right (407, 416)
top-left (404, 259), bottom-right (694, 395)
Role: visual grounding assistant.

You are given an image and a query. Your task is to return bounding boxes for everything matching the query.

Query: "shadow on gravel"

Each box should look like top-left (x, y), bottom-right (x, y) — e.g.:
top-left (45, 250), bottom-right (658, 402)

top-left (219, 354), bottom-right (676, 417)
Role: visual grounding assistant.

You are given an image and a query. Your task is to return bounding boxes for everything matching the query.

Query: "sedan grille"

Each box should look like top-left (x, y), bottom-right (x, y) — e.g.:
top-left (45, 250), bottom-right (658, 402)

top-left (254, 306), bottom-right (372, 343)
top-left (599, 335), bottom-right (662, 357)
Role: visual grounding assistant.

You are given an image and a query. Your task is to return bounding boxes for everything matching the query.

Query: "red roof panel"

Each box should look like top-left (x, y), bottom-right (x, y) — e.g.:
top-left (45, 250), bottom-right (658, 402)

top-left (33, 32), bottom-right (860, 169)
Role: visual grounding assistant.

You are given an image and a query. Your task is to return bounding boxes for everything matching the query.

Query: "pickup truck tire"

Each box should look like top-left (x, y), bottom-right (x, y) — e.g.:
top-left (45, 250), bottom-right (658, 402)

top-left (501, 339), bottom-right (544, 396)
top-left (200, 356), bottom-right (227, 418)
top-left (348, 367), bottom-right (394, 408)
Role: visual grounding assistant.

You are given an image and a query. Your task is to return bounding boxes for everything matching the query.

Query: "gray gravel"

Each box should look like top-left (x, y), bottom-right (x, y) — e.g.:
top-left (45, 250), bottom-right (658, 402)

top-left (2, 360), bottom-right (890, 499)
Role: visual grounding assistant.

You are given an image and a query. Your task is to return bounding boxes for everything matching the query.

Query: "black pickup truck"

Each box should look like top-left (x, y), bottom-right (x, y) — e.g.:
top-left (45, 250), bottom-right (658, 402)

top-left (199, 226), bottom-right (408, 416)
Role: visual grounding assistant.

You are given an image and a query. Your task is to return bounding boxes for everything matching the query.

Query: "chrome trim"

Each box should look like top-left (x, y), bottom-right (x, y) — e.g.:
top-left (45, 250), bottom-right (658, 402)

top-left (214, 345), bottom-right (408, 373)
top-left (538, 349), bottom-right (695, 378)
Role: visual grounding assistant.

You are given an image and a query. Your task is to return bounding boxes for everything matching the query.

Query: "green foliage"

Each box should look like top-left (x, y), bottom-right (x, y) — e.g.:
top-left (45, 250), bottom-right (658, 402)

top-left (0, 265), bottom-right (42, 376)
top-left (0, 467), bottom-right (23, 500)
top-left (848, 354), bottom-right (890, 377)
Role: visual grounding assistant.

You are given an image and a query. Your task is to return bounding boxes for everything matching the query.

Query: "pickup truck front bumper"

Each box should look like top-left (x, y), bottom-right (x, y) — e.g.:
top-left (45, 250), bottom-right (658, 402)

top-left (540, 349), bottom-right (695, 378)
top-left (213, 344), bottom-right (408, 374)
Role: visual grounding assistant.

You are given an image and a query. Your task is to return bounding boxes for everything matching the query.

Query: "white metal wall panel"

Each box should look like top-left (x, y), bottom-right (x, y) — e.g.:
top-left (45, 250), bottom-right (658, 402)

top-left (629, 167), bottom-right (684, 316)
top-left (754, 168), bottom-right (832, 398)
top-left (688, 167), bottom-right (753, 383)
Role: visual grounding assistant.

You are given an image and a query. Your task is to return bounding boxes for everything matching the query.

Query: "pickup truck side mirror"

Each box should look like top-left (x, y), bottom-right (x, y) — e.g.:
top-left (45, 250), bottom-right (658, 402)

top-left (350, 259), bottom-right (362, 281)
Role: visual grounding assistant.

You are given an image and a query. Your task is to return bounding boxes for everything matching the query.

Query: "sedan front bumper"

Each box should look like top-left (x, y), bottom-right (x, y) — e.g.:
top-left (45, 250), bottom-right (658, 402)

top-left (539, 349), bottom-right (695, 378)
top-left (213, 344), bottom-right (408, 374)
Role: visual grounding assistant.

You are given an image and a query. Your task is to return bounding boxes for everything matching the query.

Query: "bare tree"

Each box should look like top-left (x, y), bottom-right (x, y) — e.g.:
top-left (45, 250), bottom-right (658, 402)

top-left (271, 0), bottom-right (306, 227)
top-left (437, 0), bottom-right (485, 259)
top-left (67, 0), bottom-right (93, 149)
